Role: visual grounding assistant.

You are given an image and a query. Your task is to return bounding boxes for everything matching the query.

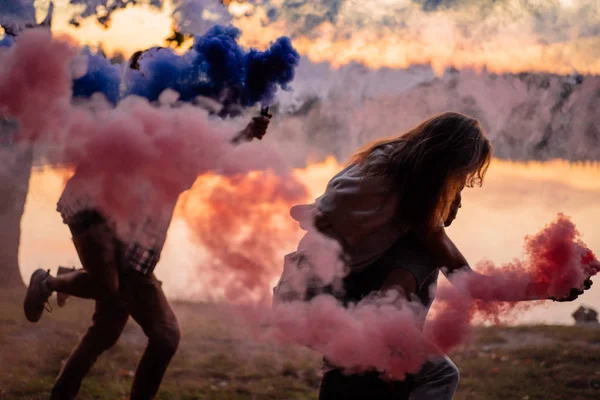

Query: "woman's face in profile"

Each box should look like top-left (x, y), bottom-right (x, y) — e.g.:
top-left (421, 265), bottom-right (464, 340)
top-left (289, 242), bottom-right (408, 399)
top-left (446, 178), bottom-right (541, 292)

top-left (444, 189), bottom-right (463, 227)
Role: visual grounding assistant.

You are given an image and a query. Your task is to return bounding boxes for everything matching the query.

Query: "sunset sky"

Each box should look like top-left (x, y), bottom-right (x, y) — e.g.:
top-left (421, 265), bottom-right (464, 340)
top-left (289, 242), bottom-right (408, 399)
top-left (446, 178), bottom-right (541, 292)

top-left (30, 0), bottom-right (600, 75)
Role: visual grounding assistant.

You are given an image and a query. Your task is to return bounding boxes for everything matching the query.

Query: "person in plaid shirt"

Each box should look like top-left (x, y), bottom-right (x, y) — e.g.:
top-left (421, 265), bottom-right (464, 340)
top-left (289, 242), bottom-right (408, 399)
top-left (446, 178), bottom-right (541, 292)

top-left (23, 50), bottom-right (272, 400)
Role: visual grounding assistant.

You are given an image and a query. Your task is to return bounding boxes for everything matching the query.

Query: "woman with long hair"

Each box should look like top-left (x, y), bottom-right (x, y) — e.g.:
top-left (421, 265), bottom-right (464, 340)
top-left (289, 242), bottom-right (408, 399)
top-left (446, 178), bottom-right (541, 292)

top-left (275, 112), bottom-right (591, 399)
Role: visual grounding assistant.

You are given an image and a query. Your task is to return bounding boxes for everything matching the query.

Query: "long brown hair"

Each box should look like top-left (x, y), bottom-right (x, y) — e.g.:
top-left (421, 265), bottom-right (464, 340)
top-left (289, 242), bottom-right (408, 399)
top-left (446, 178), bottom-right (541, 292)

top-left (348, 112), bottom-right (492, 233)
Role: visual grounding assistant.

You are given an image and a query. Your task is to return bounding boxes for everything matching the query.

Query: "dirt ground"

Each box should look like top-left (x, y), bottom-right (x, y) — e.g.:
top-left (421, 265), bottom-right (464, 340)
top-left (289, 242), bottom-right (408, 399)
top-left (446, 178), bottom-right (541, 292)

top-left (1, 288), bottom-right (599, 400)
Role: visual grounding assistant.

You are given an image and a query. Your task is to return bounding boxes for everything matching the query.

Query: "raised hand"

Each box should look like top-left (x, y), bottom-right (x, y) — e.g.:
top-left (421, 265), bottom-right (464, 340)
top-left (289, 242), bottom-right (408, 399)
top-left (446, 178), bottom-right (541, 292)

top-left (247, 114), bottom-right (272, 140)
top-left (230, 112), bottom-right (273, 145)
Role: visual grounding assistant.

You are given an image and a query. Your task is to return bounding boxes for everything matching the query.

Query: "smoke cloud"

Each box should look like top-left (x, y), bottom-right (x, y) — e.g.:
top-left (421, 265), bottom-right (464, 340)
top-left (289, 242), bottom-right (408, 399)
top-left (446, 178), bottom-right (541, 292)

top-left (177, 171), bottom-right (308, 303)
top-left (2, 6), bottom-right (599, 381)
top-left (0, 29), bottom-right (298, 235)
top-left (121, 24), bottom-right (300, 108)
top-left (269, 214), bottom-right (598, 377)
top-left (1, 25), bottom-right (299, 111)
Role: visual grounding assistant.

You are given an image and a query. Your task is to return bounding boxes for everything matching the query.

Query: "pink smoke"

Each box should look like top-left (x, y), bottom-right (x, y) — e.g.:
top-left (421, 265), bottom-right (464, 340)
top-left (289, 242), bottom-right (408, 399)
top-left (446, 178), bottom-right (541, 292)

top-left (0, 30), bottom-right (296, 235)
top-left (0, 29), bottom-right (311, 304)
top-left (3, 29), bottom-right (598, 383)
top-left (177, 172), bottom-right (308, 303)
top-left (272, 214), bottom-right (598, 378)
top-left (271, 292), bottom-right (432, 379)
top-left (525, 213), bottom-right (598, 297)
top-left (427, 214), bottom-right (598, 353)
top-left (0, 30), bottom-right (74, 138)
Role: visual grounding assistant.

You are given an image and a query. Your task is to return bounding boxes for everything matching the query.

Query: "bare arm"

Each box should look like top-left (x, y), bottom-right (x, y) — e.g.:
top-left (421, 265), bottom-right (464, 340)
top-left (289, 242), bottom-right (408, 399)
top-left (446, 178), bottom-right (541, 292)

top-left (380, 269), bottom-right (418, 301)
top-left (420, 227), bottom-right (588, 302)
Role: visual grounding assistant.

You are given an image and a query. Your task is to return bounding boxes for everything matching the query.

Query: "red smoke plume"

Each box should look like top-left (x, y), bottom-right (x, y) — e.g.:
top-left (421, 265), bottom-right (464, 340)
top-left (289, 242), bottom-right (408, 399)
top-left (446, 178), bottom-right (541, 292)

top-left (426, 214), bottom-right (598, 353)
top-left (0, 30), bottom-right (293, 237)
top-left (272, 214), bottom-right (598, 377)
top-left (177, 171), bottom-right (308, 303)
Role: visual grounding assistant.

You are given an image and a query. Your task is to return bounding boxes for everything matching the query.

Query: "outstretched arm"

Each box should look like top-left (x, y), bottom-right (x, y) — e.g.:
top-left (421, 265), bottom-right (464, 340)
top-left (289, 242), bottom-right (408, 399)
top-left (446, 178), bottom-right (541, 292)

top-left (421, 227), bottom-right (591, 302)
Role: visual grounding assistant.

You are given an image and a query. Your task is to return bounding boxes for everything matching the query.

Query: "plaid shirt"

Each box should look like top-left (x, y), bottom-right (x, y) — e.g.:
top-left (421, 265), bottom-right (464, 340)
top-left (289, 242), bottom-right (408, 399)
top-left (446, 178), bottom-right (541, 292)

top-left (57, 173), bottom-right (176, 276)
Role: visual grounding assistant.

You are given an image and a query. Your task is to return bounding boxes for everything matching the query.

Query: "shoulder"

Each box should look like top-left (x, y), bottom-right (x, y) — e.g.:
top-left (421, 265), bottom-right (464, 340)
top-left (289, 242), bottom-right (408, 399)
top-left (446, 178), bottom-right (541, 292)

top-left (415, 225), bottom-right (452, 253)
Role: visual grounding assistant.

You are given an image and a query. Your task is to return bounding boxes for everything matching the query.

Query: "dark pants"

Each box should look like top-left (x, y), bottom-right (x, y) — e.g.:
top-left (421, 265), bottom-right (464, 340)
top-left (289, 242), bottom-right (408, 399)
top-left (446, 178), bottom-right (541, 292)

top-left (316, 237), bottom-right (430, 400)
top-left (51, 211), bottom-right (180, 400)
top-left (319, 369), bottom-right (410, 400)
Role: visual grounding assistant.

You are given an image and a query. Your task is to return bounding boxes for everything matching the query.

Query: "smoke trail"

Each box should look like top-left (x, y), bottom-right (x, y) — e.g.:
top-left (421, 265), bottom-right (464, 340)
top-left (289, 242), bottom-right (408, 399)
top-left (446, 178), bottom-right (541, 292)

top-left (0, 34), bottom-right (14, 48)
top-left (243, 35), bottom-right (299, 106)
top-left (1, 23), bottom-right (299, 113)
top-left (426, 214), bottom-right (599, 353)
top-left (269, 214), bottom-right (598, 378)
top-left (0, 29), bottom-right (298, 234)
top-left (123, 46), bottom-right (192, 103)
top-left (271, 291), bottom-right (431, 379)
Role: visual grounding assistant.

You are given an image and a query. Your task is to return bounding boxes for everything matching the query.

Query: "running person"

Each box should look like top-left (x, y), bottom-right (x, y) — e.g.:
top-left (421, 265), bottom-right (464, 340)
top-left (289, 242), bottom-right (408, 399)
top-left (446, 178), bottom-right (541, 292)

top-left (23, 48), bottom-right (272, 400)
top-left (275, 112), bottom-right (593, 400)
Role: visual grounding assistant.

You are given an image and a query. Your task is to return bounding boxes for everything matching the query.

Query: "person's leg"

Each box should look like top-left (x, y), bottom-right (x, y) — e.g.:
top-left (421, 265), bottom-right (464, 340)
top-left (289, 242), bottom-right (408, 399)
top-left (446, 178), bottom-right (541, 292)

top-left (319, 369), bottom-right (409, 400)
top-left (121, 270), bottom-right (180, 400)
top-left (408, 356), bottom-right (459, 400)
top-left (66, 221), bottom-right (120, 296)
top-left (48, 269), bottom-right (105, 300)
top-left (24, 218), bottom-right (121, 322)
top-left (50, 299), bottom-right (129, 400)
top-left (56, 266), bottom-right (76, 307)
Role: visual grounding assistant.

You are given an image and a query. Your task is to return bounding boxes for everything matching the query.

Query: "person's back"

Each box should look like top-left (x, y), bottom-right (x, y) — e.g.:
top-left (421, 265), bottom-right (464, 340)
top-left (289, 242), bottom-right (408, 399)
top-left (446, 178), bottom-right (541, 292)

top-left (313, 145), bottom-right (406, 270)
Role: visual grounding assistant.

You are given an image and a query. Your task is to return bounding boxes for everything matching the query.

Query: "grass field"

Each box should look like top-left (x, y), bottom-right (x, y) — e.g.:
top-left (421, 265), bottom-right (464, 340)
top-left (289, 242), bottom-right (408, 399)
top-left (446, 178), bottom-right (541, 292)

top-left (1, 288), bottom-right (599, 400)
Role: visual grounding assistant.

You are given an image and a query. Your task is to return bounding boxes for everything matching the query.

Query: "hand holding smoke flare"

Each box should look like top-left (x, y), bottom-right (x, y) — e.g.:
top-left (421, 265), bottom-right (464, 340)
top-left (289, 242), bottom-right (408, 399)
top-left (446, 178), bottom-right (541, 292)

top-left (71, 25), bottom-right (297, 143)
top-left (523, 214), bottom-right (598, 300)
top-left (0, 21), bottom-right (300, 116)
top-left (0, 30), bottom-right (300, 233)
top-left (230, 107), bottom-right (273, 145)
top-left (2, 21), bottom-right (299, 152)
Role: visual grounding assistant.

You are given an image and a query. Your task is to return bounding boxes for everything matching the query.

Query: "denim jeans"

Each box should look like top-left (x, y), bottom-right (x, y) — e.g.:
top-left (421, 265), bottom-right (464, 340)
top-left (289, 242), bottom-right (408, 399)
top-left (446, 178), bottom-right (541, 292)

top-left (319, 356), bottom-right (459, 400)
top-left (409, 356), bottom-right (460, 400)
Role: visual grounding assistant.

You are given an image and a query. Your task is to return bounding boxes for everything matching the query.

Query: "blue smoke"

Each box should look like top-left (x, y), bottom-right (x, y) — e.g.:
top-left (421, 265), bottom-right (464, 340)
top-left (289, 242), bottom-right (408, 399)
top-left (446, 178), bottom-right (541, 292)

top-left (243, 36), bottom-right (300, 107)
top-left (121, 25), bottom-right (300, 110)
top-left (190, 25), bottom-right (246, 102)
top-left (0, 0), bottom-right (36, 35)
top-left (73, 49), bottom-right (122, 105)
top-left (0, 0), bottom-right (36, 24)
top-left (0, 34), bottom-right (15, 48)
top-left (123, 47), bottom-right (192, 102)
top-left (0, 22), bottom-right (299, 111)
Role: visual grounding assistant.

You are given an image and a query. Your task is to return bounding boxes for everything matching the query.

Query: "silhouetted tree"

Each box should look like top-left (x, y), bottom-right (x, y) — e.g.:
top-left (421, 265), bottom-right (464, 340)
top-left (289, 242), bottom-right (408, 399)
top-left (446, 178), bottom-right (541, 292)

top-left (0, 2), bottom-right (53, 288)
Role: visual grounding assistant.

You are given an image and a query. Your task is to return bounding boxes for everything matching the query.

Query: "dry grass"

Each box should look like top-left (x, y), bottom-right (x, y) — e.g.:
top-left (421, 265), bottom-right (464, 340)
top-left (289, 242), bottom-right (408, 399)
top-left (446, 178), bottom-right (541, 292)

top-left (1, 288), bottom-right (599, 399)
